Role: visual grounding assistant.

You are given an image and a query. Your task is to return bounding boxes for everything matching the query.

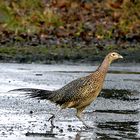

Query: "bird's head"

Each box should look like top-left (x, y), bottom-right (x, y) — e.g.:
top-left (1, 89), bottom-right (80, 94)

top-left (107, 52), bottom-right (123, 63)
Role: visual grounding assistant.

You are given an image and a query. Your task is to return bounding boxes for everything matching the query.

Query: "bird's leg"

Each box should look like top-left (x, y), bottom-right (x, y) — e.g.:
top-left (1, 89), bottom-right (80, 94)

top-left (48, 109), bottom-right (62, 127)
top-left (76, 108), bottom-right (94, 129)
top-left (48, 113), bottom-right (55, 127)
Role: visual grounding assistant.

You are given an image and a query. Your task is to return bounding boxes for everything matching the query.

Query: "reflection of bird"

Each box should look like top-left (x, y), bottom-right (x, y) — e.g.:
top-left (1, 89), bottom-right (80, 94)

top-left (11, 52), bottom-right (123, 128)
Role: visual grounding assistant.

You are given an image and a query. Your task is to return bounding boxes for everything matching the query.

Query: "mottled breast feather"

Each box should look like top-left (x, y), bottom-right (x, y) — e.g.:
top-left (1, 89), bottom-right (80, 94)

top-left (53, 70), bottom-right (105, 107)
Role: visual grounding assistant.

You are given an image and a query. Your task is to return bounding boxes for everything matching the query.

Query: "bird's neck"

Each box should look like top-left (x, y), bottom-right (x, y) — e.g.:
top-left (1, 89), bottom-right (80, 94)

top-left (97, 56), bottom-right (111, 74)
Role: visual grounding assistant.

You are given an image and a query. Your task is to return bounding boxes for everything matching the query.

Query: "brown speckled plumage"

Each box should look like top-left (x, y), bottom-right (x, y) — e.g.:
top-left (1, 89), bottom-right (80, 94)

top-left (10, 52), bottom-right (123, 128)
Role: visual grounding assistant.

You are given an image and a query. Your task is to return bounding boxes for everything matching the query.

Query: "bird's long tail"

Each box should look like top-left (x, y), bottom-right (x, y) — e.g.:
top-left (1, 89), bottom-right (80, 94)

top-left (10, 88), bottom-right (57, 102)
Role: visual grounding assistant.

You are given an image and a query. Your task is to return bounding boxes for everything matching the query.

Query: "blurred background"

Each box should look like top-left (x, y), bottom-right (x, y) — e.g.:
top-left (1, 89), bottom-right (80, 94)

top-left (0, 0), bottom-right (139, 64)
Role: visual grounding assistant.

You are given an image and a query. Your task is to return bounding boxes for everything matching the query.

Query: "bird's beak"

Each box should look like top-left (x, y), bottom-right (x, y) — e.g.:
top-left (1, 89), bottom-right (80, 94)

top-left (118, 54), bottom-right (123, 59)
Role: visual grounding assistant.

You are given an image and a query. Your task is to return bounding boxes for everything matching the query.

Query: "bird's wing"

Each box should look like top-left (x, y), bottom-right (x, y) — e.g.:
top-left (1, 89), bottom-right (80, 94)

top-left (54, 76), bottom-right (94, 105)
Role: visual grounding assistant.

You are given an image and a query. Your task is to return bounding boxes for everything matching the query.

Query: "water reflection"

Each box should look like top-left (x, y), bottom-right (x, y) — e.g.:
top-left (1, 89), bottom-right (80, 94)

top-left (95, 109), bottom-right (139, 114)
top-left (72, 121), bottom-right (139, 139)
top-left (100, 89), bottom-right (139, 101)
top-left (75, 132), bottom-right (81, 140)
top-left (96, 121), bottom-right (139, 139)
top-left (25, 126), bottom-right (57, 137)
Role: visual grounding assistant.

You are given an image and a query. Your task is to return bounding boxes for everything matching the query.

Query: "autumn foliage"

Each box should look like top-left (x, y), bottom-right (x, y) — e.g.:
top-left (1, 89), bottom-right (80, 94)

top-left (0, 0), bottom-right (139, 39)
top-left (0, 0), bottom-right (139, 63)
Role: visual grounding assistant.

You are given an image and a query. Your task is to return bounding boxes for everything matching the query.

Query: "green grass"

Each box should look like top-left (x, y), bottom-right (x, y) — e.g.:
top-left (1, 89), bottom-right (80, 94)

top-left (0, 44), bottom-right (139, 63)
top-left (0, 45), bottom-right (100, 63)
top-left (0, 0), bottom-right (63, 34)
top-left (0, 0), bottom-right (140, 38)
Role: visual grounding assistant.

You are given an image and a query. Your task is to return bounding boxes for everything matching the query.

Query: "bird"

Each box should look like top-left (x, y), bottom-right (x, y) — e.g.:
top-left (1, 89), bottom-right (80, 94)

top-left (10, 52), bottom-right (123, 128)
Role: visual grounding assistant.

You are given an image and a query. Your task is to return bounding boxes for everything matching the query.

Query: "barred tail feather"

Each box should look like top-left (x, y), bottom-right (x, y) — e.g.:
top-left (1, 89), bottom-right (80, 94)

top-left (10, 88), bottom-right (56, 101)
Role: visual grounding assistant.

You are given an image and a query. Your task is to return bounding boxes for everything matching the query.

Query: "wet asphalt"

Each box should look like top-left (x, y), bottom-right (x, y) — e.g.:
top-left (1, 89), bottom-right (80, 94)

top-left (0, 63), bottom-right (139, 140)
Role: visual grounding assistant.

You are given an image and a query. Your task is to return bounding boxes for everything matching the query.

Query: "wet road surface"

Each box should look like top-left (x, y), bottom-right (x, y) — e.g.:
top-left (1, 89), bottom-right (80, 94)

top-left (0, 63), bottom-right (139, 140)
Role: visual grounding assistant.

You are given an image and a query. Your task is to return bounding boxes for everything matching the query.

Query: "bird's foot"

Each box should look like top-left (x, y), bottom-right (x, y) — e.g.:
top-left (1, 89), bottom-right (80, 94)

top-left (79, 119), bottom-right (94, 129)
top-left (48, 114), bottom-right (55, 121)
top-left (48, 114), bottom-right (55, 127)
top-left (83, 124), bottom-right (94, 129)
top-left (80, 120), bottom-right (95, 129)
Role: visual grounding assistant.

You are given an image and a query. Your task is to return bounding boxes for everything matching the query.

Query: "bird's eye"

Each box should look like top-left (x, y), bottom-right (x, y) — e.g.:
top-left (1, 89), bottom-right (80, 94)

top-left (112, 53), bottom-right (115, 56)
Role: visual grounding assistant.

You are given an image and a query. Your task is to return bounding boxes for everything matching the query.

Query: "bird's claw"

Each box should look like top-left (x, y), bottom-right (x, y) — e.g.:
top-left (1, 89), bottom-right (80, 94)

top-left (81, 122), bottom-right (95, 129)
top-left (83, 125), bottom-right (94, 129)
top-left (48, 114), bottom-right (55, 121)
top-left (48, 114), bottom-right (55, 127)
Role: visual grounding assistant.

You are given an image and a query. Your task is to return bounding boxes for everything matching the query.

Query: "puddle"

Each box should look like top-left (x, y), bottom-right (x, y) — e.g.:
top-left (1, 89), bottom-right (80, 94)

top-left (101, 89), bottom-right (139, 101)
